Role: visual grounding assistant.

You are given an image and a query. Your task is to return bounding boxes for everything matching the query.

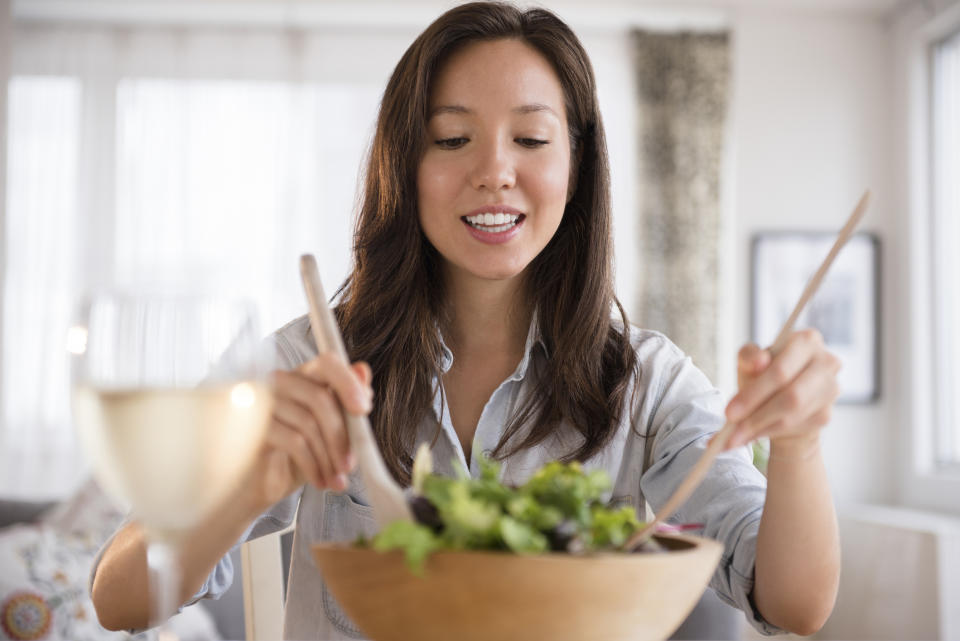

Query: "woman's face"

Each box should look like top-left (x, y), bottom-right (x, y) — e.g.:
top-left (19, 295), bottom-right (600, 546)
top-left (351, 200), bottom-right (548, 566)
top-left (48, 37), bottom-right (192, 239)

top-left (417, 38), bottom-right (571, 285)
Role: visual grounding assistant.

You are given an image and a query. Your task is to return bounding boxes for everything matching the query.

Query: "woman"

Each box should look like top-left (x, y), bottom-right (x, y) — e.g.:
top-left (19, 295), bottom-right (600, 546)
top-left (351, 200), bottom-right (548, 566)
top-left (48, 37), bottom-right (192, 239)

top-left (91, 3), bottom-right (841, 639)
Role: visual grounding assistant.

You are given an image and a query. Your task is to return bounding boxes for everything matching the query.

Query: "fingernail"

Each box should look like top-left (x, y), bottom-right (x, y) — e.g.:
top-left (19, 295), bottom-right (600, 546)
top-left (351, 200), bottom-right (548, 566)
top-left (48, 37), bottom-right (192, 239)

top-left (336, 474), bottom-right (348, 490)
top-left (355, 391), bottom-right (372, 413)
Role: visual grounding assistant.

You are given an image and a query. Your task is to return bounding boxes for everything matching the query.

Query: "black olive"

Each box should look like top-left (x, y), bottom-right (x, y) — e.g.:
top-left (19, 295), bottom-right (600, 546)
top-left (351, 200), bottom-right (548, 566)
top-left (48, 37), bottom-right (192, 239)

top-left (409, 495), bottom-right (443, 532)
top-left (545, 519), bottom-right (578, 551)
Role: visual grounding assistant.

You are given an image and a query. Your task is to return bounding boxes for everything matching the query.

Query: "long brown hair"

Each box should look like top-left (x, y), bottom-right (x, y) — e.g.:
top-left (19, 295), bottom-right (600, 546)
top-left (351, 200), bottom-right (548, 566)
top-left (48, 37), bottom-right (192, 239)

top-left (336, 1), bottom-right (638, 485)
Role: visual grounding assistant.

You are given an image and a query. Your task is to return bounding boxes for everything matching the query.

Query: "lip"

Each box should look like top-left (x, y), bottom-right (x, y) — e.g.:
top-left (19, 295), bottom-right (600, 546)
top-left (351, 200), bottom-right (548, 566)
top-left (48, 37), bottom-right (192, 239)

top-left (462, 216), bottom-right (524, 245)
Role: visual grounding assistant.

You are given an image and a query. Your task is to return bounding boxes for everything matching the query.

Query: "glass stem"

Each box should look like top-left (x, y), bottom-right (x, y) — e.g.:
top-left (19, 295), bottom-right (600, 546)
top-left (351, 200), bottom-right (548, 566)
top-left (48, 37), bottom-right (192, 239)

top-left (146, 539), bottom-right (181, 631)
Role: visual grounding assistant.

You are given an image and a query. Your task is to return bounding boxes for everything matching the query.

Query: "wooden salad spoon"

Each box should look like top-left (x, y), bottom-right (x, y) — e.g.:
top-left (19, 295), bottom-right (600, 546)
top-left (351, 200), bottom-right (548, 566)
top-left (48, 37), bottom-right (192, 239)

top-left (300, 254), bottom-right (412, 529)
top-left (623, 190), bottom-right (871, 551)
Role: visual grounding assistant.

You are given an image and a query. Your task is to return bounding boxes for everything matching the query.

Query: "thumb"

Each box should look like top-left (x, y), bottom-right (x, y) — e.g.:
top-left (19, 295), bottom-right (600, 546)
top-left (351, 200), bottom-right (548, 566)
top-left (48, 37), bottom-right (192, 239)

top-left (352, 361), bottom-right (373, 388)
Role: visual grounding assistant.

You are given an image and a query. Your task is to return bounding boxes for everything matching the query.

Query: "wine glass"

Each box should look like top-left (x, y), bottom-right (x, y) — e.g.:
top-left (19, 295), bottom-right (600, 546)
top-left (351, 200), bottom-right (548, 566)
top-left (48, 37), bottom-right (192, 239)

top-left (69, 292), bottom-right (274, 636)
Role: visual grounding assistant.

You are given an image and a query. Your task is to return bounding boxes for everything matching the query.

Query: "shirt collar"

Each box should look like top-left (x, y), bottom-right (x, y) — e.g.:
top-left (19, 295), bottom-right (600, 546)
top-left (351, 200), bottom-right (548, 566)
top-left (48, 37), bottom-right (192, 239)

top-left (439, 336), bottom-right (454, 374)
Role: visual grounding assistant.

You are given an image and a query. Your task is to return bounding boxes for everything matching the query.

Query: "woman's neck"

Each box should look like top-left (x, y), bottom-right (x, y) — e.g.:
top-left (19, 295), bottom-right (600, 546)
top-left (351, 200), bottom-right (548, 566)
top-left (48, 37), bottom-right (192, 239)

top-left (441, 268), bottom-right (531, 361)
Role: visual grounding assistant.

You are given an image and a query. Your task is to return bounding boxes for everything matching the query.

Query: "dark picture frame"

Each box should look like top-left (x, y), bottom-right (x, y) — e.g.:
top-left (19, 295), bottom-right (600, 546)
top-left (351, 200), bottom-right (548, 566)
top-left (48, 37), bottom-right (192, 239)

top-left (751, 232), bottom-right (880, 403)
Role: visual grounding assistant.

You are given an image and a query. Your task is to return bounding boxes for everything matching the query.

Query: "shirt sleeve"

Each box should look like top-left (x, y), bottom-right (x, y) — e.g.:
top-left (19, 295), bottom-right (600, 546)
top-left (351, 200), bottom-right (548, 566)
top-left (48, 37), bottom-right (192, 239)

top-left (88, 327), bottom-right (310, 620)
top-left (181, 487), bottom-right (302, 607)
top-left (183, 328), bottom-right (308, 606)
top-left (637, 337), bottom-right (786, 636)
top-left (87, 487), bottom-right (302, 637)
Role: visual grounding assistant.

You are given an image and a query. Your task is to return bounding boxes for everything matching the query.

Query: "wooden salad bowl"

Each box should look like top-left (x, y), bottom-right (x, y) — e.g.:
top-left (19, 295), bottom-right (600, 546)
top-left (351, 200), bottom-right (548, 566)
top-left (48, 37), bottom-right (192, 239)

top-left (311, 533), bottom-right (723, 641)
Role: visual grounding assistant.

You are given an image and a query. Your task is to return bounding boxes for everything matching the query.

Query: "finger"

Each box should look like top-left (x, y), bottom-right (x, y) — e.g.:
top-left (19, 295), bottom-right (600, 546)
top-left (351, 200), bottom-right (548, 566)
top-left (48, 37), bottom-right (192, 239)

top-left (353, 361), bottom-right (373, 388)
top-left (727, 353), bottom-right (838, 449)
top-left (265, 419), bottom-right (328, 489)
top-left (805, 405), bottom-right (833, 430)
top-left (309, 386), bottom-right (352, 475)
top-left (271, 387), bottom-right (338, 484)
top-left (301, 353), bottom-right (372, 416)
top-left (275, 369), bottom-right (351, 475)
top-left (726, 330), bottom-right (820, 423)
top-left (735, 344), bottom-right (772, 399)
top-left (352, 362), bottom-right (374, 407)
top-left (737, 343), bottom-right (770, 376)
top-left (261, 445), bottom-right (303, 501)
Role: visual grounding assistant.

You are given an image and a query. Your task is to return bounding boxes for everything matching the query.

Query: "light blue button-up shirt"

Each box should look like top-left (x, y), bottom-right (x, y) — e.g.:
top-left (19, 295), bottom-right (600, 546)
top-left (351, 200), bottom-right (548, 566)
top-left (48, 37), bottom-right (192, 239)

top-left (186, 313), bottom-right (781, 639)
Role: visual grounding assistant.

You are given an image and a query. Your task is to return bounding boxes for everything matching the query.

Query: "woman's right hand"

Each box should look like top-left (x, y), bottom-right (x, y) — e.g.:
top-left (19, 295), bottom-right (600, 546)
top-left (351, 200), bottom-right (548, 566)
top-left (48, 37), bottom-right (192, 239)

top-left (93, 353), bottom-right (372, 632)
top-left (248, 353), bottom-right (374, 511)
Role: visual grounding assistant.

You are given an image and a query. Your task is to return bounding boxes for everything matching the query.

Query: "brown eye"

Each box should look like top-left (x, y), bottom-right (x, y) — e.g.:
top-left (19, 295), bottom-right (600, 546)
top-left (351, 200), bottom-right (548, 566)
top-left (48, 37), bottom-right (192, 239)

top-left (435, 137), bottom-right (468, 149)
top-left (516, 138), bottom-right (549, 148)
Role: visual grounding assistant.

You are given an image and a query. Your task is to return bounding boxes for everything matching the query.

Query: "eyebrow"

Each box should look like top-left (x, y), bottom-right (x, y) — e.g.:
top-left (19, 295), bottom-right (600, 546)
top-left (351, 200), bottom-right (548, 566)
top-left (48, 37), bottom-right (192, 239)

top-left (429, 103), bottom-right (559, 118)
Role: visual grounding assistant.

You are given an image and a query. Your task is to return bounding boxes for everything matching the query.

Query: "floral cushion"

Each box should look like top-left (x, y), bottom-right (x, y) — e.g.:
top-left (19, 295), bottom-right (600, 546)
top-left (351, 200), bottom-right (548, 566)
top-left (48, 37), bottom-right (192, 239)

top-left (0, 480), bottom-right (219, 641)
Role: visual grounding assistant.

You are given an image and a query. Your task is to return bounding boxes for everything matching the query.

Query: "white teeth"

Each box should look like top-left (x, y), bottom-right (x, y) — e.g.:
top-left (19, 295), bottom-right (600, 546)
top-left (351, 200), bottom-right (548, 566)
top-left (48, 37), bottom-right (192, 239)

top-left (463, 212), bottom-right (522, 233)
top-left (465, 212), bottom-right (520, 226)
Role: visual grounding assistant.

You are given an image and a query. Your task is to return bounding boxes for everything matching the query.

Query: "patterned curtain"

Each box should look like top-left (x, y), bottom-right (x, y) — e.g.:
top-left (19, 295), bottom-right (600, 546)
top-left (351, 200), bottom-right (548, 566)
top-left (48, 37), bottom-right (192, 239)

top-left (631, 31), bottom-right (730, 382)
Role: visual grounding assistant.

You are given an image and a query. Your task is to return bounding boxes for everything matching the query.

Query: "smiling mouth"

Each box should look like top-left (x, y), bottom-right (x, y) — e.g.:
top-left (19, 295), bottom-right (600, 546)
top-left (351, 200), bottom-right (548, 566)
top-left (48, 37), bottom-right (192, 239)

top-left (461, 213), bottom-right (526, 233)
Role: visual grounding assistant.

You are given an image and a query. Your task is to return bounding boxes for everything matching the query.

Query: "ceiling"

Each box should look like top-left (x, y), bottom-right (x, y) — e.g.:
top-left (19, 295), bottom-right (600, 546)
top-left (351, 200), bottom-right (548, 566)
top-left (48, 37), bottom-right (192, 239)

top-left (9, 0), bottom-right (923, 28)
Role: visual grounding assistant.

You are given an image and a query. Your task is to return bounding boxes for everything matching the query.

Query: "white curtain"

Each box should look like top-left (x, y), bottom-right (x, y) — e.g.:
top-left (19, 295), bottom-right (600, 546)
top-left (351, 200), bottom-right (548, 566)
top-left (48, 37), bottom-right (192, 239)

top-left (3, 76), bottom-right (82, 496)
top-left (2, 23), bottom-right (394, 497)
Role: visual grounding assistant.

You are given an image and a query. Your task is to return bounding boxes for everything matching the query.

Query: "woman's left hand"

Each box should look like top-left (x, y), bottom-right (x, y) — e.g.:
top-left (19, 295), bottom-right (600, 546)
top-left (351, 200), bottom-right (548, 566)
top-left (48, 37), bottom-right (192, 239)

top-left (721, 329), bottom-right (841, 454)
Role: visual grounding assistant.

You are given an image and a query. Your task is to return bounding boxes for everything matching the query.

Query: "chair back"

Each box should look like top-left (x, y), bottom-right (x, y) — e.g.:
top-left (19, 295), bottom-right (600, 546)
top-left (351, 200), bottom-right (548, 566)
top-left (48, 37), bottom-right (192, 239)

top-left (240, 524), bottom-right (293, 640)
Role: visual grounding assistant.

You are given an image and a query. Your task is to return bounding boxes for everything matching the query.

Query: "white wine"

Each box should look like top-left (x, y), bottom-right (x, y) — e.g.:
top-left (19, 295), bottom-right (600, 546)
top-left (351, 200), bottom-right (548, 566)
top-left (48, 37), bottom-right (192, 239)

top-left (74, 382), bottom-right (273, 533)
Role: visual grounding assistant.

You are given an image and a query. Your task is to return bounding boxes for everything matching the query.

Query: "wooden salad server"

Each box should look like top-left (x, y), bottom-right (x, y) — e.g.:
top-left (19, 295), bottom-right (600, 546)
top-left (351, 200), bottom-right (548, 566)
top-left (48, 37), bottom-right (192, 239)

top-left (300, 254), bottom-right (412, 529)
top-left (624, 190), bottom-right (871, 550)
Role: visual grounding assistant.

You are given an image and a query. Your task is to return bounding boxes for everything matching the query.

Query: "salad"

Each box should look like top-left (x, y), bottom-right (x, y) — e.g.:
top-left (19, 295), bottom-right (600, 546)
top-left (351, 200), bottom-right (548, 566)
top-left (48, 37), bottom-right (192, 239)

top-left (361, 445), bottom-right (662, 574)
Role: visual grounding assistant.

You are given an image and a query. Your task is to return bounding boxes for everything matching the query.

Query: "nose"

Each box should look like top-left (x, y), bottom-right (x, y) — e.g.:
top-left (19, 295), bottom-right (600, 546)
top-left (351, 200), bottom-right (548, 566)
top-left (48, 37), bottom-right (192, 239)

top-left (470, 139), bottom-right (516, 192)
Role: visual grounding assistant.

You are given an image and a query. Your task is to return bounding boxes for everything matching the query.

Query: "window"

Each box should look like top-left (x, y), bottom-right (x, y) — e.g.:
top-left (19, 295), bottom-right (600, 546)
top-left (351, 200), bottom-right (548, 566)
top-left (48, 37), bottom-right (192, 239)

top-left (112, 78), bottom-right (377, 327)
top-left (2, 31), bottom-right (382, 497)
top-left (899, 2), bottom-right (960, 514)
top-left (931, 29), bottom-right (960, 470)
top-left (1, 76), bottom-right (82, 496)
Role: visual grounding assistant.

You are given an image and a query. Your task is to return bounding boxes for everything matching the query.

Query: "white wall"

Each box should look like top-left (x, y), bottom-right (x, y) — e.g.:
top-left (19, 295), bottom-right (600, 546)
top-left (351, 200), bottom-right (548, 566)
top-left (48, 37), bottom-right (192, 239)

top-left (727, 8), bottom-right (899, 507)
top-left (571, 5), bottom-right (903, 511)
top-left (584, 5), bottom-right (907, 508)
top-left (0, 0), bottom-right (9, 454)
top-left (583, 6), bottom-right (901, 508)
top-left (567, 4), bottom-right (904, 509)
top-left (577, 30), bottom-right (639, 323)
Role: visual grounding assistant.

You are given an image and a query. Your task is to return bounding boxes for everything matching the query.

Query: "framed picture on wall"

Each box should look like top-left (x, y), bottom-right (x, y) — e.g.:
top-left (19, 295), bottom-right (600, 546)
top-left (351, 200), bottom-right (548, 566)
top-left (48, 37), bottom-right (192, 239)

top-left (751, 232), bottom-right (880, 403)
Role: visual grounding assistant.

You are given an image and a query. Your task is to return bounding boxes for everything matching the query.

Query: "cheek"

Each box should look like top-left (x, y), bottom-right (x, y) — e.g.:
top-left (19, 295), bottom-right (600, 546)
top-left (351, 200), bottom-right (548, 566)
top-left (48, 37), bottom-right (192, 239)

top-left (526, 154), bottom-right (571, 212)
top-left (417, 156), bottom-right (458, 211)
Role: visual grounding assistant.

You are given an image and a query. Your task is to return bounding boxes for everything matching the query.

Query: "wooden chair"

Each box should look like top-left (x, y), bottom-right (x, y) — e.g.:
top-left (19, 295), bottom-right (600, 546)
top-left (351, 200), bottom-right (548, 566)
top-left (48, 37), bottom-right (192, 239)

top-left (240, 523), bottom-right (293, 641)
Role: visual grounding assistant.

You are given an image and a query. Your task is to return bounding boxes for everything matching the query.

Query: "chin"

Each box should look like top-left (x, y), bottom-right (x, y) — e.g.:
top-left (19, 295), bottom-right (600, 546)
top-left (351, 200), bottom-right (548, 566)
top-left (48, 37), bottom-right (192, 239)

top-left (472, 259), bottom-right (531, 282)
top-left (482, 270), bottom-right (524, 282)
top-left (444, 251), bottom-right (534, 285)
